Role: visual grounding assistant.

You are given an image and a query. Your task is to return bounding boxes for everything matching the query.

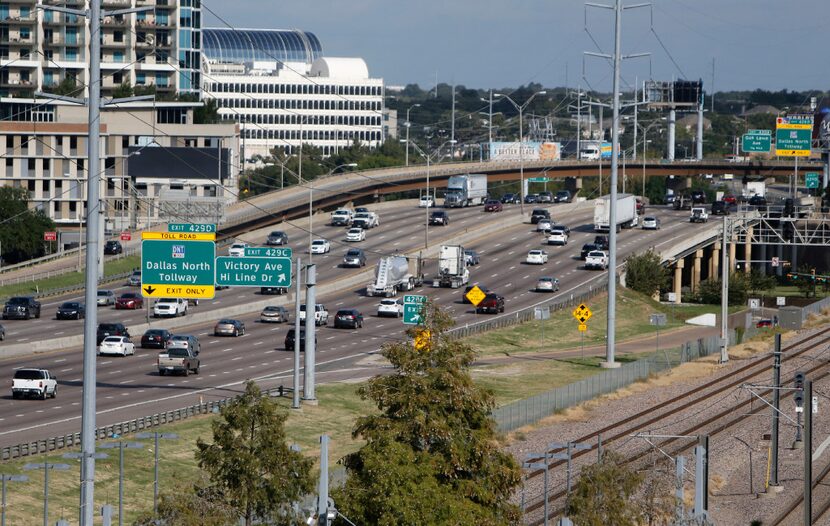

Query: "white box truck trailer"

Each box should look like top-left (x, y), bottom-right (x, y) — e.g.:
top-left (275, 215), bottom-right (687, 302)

top-left (434, 245), bottom-right (470, 288)
top-left (443, 174), bottom-right (488, 207)
top-left (594, 194), bottom-right (638, 232)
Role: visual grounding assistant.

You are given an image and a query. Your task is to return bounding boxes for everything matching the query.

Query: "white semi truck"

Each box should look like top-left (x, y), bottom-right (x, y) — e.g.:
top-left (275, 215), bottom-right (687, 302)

top-left (443, 174), bottom-right (488, 207)
top-left (434, 245), bottom-right (470, 288)
top-left (366, 255), bottom-right (424, 297)
top-left (593, 194), bottom-right (638, 232)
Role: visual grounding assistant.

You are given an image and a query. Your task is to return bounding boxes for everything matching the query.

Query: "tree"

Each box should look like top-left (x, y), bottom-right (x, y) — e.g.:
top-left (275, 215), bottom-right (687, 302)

top-left (696, 272), bottom-right (749, 305)
top-left (0, 187), bottom-right (55, 264)
top-left (747, 269), bottom-right (776, 294)
top-left (793, 264), bottom-right (817, 298)
top-left (195, 380), bottom-right (314, 526)
top-left (625, 249), bottom-right (670, 297)
top-left (112, 82), bottom-right (134, 98)
top-left (567, 452), bottom-right (644, 526)
top-left (335, 303), bottom-right (522, 525)
top-left (132, 476), bottom-right (237, 526)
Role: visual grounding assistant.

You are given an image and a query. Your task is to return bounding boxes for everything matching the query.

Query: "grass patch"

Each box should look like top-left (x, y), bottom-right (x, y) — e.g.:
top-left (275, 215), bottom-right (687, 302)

top-left (0, 382), bottom-right (375, 525)
top-left (0, 255), bottom-right (139, 298)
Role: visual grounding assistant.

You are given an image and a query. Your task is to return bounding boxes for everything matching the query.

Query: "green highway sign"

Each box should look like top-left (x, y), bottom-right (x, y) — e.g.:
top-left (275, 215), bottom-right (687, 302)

top-left (141, 239), bottom-right (216, 299)
top-left (244, 247), bottom-right (293, 258)
top-left (741, 130), bottom-right (772, 153)
top-left (776, 115), bottom-right (813, 157)
top-left (806, 172), bottom-right (820, 189)
top-left (528, 177), bottom-right (550, 183)
top-left (168, 223), bottom-right (216, 233)
top-left (215, 256), bottom-right (292, 288)
top-left (403, 294), bottom-right (427, 325)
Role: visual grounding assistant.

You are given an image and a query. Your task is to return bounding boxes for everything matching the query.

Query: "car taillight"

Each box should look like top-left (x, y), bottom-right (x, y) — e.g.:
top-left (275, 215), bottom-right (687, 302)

top-left (39, 381), bottom-right (43, 388)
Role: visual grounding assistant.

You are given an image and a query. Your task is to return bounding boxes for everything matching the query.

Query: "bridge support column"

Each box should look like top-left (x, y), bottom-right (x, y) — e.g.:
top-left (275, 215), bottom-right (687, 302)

top-left (744, 226), bottom-right (752, 274)
top-left (729, 240), bottom-right (736, 273)
top-left (791, 244), bottom-right (798, 274)
top-left (776, 244), bottom-right (784, 277)
top-left (759, 243), bottom-right (767, 275)
top-left (673, 258), bottom-right (684, 304)
top-left (711, 245), bottom-right (720, 281)
top-left (692, 249), bottom-right (703, 293)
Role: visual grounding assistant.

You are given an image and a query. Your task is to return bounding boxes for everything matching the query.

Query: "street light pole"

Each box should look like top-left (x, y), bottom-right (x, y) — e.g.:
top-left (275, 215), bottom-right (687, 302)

top-left (405, 104), bottom-right (420, 166)
top-left (495, 90), bottom-right (547, 214)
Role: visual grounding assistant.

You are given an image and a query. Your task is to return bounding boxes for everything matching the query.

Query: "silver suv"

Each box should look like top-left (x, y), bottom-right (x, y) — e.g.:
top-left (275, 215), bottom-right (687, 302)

top-left (168, 334), bottom-right (200, 355)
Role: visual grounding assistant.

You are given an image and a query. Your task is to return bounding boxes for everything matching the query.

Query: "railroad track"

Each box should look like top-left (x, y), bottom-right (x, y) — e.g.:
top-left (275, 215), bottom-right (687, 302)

top-left (520, 327), bottom-right (830, 524)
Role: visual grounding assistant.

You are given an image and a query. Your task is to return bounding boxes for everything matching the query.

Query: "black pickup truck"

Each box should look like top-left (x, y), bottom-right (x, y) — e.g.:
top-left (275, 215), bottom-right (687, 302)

top-left (3, 297), bottom-right (41, 320)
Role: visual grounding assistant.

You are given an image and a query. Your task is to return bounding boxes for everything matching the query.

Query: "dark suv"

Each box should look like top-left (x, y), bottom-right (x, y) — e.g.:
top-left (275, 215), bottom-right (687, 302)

top-left (342, 248), bottom-right (367, 268)
top-left (97, 323), bottom-right (130, 345)
top-left (476, 293), bottom-right (505, 314)
top-left (593, 235), bottom-right (609, 251)
top-left (104, 240), bottom-right (123, 255)
top-left (429, 210), bottom-right (449, 226)
top-left (141, 329), bottom-right (173, 349)
top-left (555, 190), bottom-right (572, 203)
top-left (3, 297), bottom-right (41, 320)
top-left (711, 201), bottom-right (729, 216)
top-left (285, 328), bottom-right (316, 350)
top-left (530, 209), bottom-right (551, 224)
top-left (581, 243), bottom-right (600, 260)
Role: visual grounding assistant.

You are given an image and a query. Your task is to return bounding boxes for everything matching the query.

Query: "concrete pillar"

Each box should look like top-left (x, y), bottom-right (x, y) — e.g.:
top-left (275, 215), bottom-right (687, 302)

top-left (776, 244), bottom-right (784, 277)
top-left (729, 241), bottom-right (736, 273)
top-left (574, 176), bottom-right (583, 190)
top-left (744, 226), bottom-right (752, 274)
top-left (667, 109), bottom-right (676, 161)
top-left (791, 243), bottom-right (798, 273)
top-left (711, 245), bottom-right (720, 281)
top-left (692, 249), bottom-right (703, 293)
top-left (759, 243), bottom-right (767, 275)
top-left (673, 258), bottom-right (684, 304)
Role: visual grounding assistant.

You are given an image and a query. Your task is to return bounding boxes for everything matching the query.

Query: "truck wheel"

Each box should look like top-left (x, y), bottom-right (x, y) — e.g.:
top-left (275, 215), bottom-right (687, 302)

top-left (51, 386), bottom-right (57, 399)
top-left (159, 369), bottom-right (166, 376)
top-left (35, 310), bottom-right (40, 319)
top-left (40, 389), bottom-right (47, 400)
top-left (193, 366), bottom-right (200, 375)
top-left (12, 392), bottom-right (19, 400)
top-left (184, 368), bottom-right (189, 377)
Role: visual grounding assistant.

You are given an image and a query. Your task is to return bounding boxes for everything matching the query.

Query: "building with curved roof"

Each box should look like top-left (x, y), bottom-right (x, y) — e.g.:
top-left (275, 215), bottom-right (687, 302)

top-left (201, 28), bottom-right (385, 158)
top-left (202, 29), bottom-right (322, 65)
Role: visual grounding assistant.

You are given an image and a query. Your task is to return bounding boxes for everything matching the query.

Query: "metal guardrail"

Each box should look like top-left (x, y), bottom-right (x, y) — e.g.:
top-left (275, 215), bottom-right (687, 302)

top-left (0, 246), bottom-right (139, 287)
top-left (0, 386), bottom-right (286, 461)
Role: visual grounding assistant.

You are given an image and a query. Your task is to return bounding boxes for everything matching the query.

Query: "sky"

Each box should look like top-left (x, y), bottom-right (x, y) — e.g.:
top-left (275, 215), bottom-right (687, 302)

top-left (202, 0), bottom-right (829, 94)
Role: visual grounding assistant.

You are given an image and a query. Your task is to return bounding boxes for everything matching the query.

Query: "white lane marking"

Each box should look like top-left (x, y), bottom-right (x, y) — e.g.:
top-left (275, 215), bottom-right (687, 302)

top-left (60, 368), bottom-right (73, 372)
top-left (509, 266), bottom-right (516, 270)
top-left (490, 274), bottom-right (499, 278)
top-left (253, 341), bottom-right (264, 346)
top-left (264, 350), bottom-right (276, 354)
top-left (326, 336), bottom-right (336, 340)
top-left (54, 358), bottom-right (66, 363)
top-left (55, 332), bottom-right (65, 336)
top-left (222, 348), bottom-right (232, 352)
top-left (119, 380), bottom-right (134, 385)
top-left (209, 340), bottom-right (220, 344)
top-left (231, 357), bottom-right (242, 361)
top-left (270, 327), bottom-right (280, 331)
top-left (18, 338), bottom-right (28, 342)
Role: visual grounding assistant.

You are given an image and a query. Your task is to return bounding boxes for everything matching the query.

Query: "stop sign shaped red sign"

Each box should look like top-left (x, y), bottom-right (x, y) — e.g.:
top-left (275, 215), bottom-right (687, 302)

top-left (120, 231), bottom-right (131, 241)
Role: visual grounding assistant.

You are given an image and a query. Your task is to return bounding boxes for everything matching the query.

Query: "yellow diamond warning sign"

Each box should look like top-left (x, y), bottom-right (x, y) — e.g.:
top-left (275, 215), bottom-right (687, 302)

top-left (572, 304), bottom-right (592, 324)
top-left (465, 285), bottom-right (487, 306)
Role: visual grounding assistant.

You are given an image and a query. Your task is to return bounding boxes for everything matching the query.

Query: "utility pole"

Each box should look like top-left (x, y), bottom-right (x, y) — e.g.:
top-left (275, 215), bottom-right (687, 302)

top-left (317, 435), bottom-right (330, 526)
top-left (769, 333), bottom-right (782, 491)
top-left (720, 217), bottom-right (729, 363)
top-left (450, 84), bottom-right (456, 148)
top-left (293, 257), bottom-right (302, 409)
top-left (804, 378), bottom-right (813, 526)
top-left (303, 264), bottom-right (317, 403)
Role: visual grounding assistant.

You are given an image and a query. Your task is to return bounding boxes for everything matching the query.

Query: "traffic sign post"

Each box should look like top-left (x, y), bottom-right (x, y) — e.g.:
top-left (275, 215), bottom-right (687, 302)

top-left (403, 294), bottom-right (427, 325)
top-left (572, 304), bottom-right (592, 358)
top-left (215, 256), bottom-right (291, 288)
top-left (741, 130), bottom-right (772, 153)
top-left (120, 231), bottom-right (131, 241)
top-left (806, 172), bottom-right (820, 189)
top-left (141, 239), bottom-right (216, 299)
top-left (776, 115), bottom-right (813, 157)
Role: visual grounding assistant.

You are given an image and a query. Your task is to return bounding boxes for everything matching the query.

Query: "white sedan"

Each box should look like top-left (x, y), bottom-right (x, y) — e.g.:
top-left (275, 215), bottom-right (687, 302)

top-left (418, 195), bottom-right (435, 208)
top-left (377, 298), bottom-right (403, 317)
top-left (346, 228), bottom-right (366, 242)
top-left (228, 242), bottom-right (248, 257)
top-left (526, 250), bottom-right (549, 265)
top-left (98, 336), bottom-right (135, 357)
top-left (310, 239), bottom-right (331, 254)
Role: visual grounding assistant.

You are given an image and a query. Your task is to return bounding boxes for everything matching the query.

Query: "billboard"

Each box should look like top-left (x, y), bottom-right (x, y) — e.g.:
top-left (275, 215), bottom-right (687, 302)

top-left (488, 141), bottom-right (561, 162)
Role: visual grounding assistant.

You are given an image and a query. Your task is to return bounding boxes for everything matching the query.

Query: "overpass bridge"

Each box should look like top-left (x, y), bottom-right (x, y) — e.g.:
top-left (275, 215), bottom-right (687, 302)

top-left (223, 157), bottom-right (824, 237)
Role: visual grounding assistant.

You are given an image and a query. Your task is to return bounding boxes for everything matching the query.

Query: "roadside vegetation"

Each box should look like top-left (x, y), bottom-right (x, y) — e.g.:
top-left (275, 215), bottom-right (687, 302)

top-left (0, 255), bottom-right (140, 299)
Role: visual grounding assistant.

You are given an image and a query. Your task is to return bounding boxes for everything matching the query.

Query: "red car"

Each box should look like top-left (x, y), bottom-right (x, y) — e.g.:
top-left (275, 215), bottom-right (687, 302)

top-left (115, 292), bottom-right (144, 310)
top-left (722, 194), bottom-right (737, 205)
top-left (484, 200), bottom-right (503, 212)
top-left (756, 319), bottom-right (773, 328)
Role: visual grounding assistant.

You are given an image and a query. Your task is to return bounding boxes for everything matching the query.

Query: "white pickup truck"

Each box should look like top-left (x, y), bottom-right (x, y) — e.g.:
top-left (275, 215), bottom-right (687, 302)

top-left (299, 303), bottom-right (329, 326)
top-left (352, 212), bottom-right (379, 229)
top-left (153, 298), bottom-right (188, 318)
top-left (690, 207), bottom-right (709, 223)
top-left (585, 250), bottom-right (609, 271)
top-left (12, 368), bottom-right (58, 399)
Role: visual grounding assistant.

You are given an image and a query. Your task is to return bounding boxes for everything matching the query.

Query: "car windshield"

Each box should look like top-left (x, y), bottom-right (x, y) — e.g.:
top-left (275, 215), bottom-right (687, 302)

top-left (380, 300), bottom-right (397, 305)
top-left (529, 251), bottom-right (542, 255)
top-left (14, 370), bottom-right (44, 380)
top-left (97, 291), bottom-right (111, 297)
top-left (645, 217), bottom-right (656, 221)
top-left (167, 348), bottom-right (189, 357)
top-left (170, 335), bottom-right (189, 342)
top-left (131, 271), bottom-right (141, 276)
top-left (218, 320), bottom-right (235, 325)
top-left (312, 240), bottom-right (326, 245)
top-left (99, 324), bottom-right (119, 331)
top-left (346, 250), bottom-right (361, 256)
top-left (120, 293), bottom-right (138, 299)
top-left (7, 298), bottom-right (29, 305)
top-left (157, 298), bottom-right (175, 303)
top-left (270, 231), bottom-right (284, 236)
top-left (145, 330), bottom-right (165, 336)
top-left (589, 252), bottom-right (605, 257)
top-left (103, 337), bottom-right (124, 343)
top-left (231, 244), bottom-right (245, 249)
top-left (264, 306), bottom-right (280, 312)
top-left (348, 229), bottom-right (361, 234)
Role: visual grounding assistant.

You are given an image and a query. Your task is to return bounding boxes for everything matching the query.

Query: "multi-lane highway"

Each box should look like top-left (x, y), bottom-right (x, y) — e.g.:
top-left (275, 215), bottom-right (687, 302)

top-left (0, 199), bottom-right (706, 448)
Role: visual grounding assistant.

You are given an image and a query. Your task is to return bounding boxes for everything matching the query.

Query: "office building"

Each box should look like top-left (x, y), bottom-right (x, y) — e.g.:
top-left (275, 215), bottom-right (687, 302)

top-left (201, 28), bottom-right (385, 159)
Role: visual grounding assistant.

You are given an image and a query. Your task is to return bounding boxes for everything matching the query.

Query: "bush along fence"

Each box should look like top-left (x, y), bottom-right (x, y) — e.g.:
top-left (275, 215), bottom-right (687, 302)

top-left (491, 329), bottom-right (741, 433)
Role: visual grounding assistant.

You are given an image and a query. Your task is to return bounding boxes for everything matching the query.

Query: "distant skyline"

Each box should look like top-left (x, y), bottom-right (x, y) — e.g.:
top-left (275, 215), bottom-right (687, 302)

top-left (203, 0), bottom-right (829, 95)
